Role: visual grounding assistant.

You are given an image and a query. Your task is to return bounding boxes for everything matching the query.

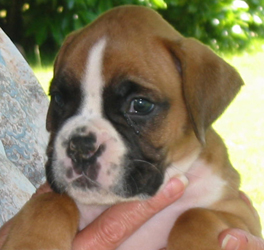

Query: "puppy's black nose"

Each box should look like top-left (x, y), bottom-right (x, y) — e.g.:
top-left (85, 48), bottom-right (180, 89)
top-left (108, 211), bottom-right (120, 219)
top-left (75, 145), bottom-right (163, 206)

top-left (67, 133), bottom-right (97, 167)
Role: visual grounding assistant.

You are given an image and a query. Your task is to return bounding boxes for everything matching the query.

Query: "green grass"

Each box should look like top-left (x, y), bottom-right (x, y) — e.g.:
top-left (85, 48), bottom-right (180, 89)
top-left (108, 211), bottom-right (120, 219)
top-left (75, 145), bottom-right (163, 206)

top-left (214, 50), bottom-right (264, 233)
top-left (33, 66), bottom-right (53, 95)
top-left (33, 47), bottom-right (264, 234)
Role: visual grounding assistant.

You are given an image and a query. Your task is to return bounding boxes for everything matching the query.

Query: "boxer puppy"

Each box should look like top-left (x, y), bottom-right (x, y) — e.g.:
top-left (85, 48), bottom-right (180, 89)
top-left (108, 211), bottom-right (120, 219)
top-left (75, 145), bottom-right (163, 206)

top-left (3, 5), bottom-right (262, 250)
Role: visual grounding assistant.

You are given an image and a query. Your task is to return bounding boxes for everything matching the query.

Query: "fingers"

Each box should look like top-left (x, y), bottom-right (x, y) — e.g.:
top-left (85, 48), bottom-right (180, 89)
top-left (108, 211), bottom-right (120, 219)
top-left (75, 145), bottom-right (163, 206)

top-left (219, 228), bottom-right (264, 250)
top-left (72, 176), bottom-right (187, 250)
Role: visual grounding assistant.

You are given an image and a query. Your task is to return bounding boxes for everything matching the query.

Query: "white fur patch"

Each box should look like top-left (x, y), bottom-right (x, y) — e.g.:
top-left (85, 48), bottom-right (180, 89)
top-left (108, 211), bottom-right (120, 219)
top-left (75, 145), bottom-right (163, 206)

top-left (51, 37), bottom-right (228, 249)
top-left (74, 158), bottom-right (227, 248)
top-left (114, 160), bottom-right (227, 250)
top-left (52, 38), bottom-right (129, 205)
top-left (80, 37), bottom-right (107, 117)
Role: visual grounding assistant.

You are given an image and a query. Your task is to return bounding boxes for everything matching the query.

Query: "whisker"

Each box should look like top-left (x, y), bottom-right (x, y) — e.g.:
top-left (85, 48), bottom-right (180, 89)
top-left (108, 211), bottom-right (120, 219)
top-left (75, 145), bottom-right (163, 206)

top-left (133, 160), bottom-right (155, 179)
top-left (81, 171), bottom-right (119, 195)
top-left (133, 159), bottom-right (163, 176)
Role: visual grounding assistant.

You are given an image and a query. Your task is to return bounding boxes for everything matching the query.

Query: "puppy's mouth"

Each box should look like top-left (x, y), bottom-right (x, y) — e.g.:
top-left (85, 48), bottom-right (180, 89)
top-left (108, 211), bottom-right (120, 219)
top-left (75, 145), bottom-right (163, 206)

top-left (67, 142), bottom-right (105, 176)
top-left (65, 136), bottom-right (107, 189)
top-left (71, 175), bottom-right (99, 189)
top-left (47, 119), bottom-right (165, 204)
top-left (66, 162), bottom-right (100, 190)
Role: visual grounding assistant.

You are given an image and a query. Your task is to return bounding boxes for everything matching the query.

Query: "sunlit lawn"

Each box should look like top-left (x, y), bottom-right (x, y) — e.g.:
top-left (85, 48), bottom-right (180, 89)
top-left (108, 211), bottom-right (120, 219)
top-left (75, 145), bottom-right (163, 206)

top-left (34, 66), bottom-right (53, 95)
top-left (33, 46), bottom-right (264, 234)
top-left (214, 50), bottom-right (264, 233)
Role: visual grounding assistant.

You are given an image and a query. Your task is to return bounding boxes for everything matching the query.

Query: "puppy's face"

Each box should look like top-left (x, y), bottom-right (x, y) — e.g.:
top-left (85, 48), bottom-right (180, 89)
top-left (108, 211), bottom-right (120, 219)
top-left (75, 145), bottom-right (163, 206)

top-left (45, 6), bottom-right (242, 205)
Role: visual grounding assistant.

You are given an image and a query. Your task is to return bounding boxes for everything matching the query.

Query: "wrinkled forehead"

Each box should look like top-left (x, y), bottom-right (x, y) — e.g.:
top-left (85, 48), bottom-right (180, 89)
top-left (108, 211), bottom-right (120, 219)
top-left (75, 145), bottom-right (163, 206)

top-left (54, 36), bottom-right (179, 95)
top-left (52, 8), bottom-right (182, 97)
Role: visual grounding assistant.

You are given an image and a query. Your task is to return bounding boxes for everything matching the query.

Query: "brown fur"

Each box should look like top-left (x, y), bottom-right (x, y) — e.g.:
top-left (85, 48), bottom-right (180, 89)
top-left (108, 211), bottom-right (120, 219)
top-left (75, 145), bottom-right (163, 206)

top-left (3, 5), bottom-right (262, 249)
top-left (2, 193), bottom-right (79, 250)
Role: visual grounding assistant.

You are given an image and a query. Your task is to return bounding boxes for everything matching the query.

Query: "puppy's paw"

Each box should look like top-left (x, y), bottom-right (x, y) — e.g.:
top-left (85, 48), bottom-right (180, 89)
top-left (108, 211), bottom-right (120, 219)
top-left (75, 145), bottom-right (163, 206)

top-left (2, 193), bottom-right (79, 250)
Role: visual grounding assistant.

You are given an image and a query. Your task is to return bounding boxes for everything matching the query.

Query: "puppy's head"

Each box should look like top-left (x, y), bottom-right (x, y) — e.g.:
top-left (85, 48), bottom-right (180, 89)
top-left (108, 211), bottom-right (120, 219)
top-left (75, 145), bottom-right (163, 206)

top-left (45, 6), bottom-right (243, 205)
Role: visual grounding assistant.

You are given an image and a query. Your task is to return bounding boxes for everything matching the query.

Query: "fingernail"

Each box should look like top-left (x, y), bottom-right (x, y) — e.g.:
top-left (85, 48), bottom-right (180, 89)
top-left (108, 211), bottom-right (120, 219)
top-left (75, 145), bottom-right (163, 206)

top-left (177, 175), bottom-right (189, 187)
top-left (163, 176), bottom-right (188, 198)
top-left (221, 234), bottom-right (240, 250)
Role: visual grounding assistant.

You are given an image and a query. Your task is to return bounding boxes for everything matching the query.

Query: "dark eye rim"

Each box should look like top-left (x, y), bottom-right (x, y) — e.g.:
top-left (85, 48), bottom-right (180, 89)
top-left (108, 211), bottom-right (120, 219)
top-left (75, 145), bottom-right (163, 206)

top-left (50, 91), bottom-right (65, 108)
top-left (128, 97), bottom-right (155, 115)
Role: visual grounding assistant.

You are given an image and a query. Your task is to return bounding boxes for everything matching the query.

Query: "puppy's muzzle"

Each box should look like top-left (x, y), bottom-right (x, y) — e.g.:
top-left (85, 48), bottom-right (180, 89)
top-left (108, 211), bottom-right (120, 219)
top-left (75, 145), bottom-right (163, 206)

top-left (67, 132), bottom-right (105, 179)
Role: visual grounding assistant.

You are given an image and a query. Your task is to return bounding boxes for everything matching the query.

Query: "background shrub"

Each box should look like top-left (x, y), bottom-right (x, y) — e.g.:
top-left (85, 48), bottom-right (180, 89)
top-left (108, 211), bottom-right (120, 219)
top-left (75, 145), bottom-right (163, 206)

top-left (0, 0), bottom-right (263, 62)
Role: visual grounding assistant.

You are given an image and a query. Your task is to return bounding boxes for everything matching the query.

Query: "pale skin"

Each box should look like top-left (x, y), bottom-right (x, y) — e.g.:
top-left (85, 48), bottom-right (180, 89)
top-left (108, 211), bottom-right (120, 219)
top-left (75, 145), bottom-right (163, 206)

top-left (0, 179), bottom-right (263, 250)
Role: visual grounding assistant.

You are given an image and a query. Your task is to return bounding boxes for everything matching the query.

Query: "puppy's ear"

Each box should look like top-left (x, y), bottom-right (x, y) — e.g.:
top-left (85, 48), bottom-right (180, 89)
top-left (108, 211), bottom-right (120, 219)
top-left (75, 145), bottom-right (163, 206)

top-left (168, 38), bottom-right (243, 144)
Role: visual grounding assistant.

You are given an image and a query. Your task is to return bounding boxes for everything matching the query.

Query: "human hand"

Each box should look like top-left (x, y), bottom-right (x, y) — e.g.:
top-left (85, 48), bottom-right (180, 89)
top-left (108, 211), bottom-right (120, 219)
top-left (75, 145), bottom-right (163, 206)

top-left (3, 181), bottom-right (261, 250)
top-left (73, 185), bottom-right (264, 250)
top-left (219, 191), bottom-right (263, 250)
top-left (0, 177), bottom-right (186, 250)
top-left (72, 176), bottom-right (186, 250)
top-left (219, 228), bottom-right (264, 250)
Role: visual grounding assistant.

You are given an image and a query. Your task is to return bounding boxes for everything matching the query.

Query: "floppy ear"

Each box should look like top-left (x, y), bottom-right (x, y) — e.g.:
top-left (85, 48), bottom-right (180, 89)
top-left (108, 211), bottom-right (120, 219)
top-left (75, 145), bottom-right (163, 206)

top-left (168, 38), bottom-right (243, 144)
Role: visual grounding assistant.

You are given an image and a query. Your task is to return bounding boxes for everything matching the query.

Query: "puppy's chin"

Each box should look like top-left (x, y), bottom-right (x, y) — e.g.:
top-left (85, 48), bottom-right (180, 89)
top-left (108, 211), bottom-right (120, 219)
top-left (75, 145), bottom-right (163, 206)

top-left (47, 159), bottom-right (161, 206)
top-left (66, 185), bottom-right (151, 206)
top-left (46, 154), bottom-right (163, 205)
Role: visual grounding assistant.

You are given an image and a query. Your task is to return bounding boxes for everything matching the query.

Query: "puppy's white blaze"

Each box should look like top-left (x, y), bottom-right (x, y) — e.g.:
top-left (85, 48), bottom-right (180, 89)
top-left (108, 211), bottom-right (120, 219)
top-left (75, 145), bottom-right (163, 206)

top-left (81, 37), bottom-right (107, 117)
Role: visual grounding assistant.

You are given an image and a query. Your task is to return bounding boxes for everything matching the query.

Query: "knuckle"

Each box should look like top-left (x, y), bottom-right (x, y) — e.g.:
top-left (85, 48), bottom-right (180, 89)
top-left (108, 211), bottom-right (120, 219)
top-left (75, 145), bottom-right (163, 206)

top-left (98, 216), bottom-right (126, 246)
top-left (142, 197), bottom-right (163, 215)
top-left (252, 235), bottom-right (264, 250)
top-left (140, 201), bottom-right (157, 215)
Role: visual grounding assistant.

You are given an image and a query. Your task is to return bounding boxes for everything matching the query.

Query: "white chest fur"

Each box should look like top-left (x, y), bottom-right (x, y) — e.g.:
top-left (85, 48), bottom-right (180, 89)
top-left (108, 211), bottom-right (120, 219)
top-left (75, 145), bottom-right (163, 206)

top-left (77, 160), bottom-right (226, 250)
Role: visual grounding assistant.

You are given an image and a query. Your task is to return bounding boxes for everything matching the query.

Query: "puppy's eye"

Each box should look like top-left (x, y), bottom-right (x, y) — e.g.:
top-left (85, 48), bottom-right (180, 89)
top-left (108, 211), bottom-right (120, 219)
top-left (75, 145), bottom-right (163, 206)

top-left (128, 98), bottom-right (154, 115)
top-left (52, 92), bottom-right (65, 108)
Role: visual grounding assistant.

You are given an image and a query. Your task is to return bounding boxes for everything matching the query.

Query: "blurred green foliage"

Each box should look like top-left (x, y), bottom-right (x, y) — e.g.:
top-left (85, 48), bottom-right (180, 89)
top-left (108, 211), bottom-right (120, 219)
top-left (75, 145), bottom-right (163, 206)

top-left (0, 0), bottom-right (263, 58)
top-left (22, 0), bottom-right (168, 47)
top-left (159, 0), bottom-right (264, 51)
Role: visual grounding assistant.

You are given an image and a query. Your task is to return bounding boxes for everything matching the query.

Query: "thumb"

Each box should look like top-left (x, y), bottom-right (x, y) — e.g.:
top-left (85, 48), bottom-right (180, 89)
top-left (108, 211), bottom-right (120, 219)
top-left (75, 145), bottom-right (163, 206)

top-left (219, 228), bottom-right (264, 250)
top-left (72, 176), bottom-right (186, 250)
